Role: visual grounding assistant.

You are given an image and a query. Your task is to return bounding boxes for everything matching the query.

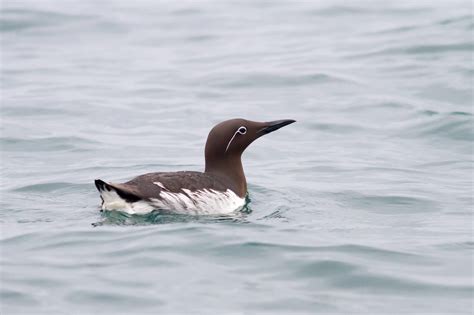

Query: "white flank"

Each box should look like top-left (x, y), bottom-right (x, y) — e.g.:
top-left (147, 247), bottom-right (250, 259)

top-left (151, 189), bottom-right (245, 215)
top-left (99, 188), bottom-right (155, 215)
top-left (99, 187), bottom-right (245, 215)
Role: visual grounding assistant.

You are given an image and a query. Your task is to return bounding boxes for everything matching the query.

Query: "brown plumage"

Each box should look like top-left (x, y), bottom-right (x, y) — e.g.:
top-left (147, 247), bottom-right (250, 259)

top-left (95, 118), bottom-right (295, 212)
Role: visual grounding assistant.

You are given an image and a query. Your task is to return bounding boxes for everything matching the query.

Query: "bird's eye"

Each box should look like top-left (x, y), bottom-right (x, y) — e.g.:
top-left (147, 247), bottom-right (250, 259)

top-left (238, 126), bottom-right (247, 135)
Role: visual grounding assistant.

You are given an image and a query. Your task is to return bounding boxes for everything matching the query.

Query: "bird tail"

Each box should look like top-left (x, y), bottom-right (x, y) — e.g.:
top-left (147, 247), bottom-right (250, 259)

top-left (94, 179), bottom-right (141, 203)
top-left (94, 179), bottom-right (112, 193)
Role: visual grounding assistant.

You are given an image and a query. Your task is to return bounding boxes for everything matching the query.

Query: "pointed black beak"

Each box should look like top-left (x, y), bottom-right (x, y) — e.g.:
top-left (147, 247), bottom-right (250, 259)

top-left (258, 119), bottom-right (296, 135)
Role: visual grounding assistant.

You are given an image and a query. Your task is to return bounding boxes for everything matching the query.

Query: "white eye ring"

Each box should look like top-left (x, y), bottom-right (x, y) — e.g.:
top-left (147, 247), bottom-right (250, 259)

top-left (225, 126), bottom-right (248, 153)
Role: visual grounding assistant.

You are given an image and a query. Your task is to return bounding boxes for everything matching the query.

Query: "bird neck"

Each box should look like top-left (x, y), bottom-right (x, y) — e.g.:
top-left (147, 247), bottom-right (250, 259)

top-left (204, 156), bottom-right (247, 198)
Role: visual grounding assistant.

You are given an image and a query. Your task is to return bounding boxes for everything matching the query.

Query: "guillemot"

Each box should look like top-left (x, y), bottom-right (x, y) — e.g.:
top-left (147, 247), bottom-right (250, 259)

top-left (95, 118), bottom-right (295, 215)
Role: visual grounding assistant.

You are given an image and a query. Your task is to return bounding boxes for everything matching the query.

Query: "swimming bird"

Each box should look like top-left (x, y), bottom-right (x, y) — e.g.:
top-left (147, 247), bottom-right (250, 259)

top-left (95, 118), bottom-right (295, 215)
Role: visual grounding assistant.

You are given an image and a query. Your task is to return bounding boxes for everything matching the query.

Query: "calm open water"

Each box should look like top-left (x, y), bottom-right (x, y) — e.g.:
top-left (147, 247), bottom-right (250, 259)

top-left (1, 0), bottom-right (473, 314)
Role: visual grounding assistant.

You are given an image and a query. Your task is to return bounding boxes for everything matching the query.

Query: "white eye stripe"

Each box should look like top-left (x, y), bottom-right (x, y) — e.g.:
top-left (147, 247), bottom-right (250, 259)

top-left (225, 126), bottom-right (247, 153)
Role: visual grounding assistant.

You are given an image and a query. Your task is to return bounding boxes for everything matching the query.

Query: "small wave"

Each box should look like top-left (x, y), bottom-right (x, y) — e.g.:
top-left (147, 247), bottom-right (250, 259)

top-left (184, 34), bottom-right (217, 42)
top-left (0, 229), bottom-right (113, 248)
top-left (437, 14), bottom-right (472, 26)
top-left (332, 190), bottom-right (439, 214)
top-left (1, 106), bottom-right (72, 117)
top-left (405, 43), bottom-right (473, 54)
top-left (306, 122), bottom-right (366, 134)
top-left (308, 5), bottom-right (429, 17)
top-left (309, 244), bottom-right (431, 264)
top-left (0, 8), bottom-right (95, 32)
top-left (0, 288), bottom-right (38, 307)
top-left (416, 159), bottom-right (472, 170)
top-left (434, 241), bottom-right (474, 251)
top-left (211, 72), bottom-right (356, 89)
top-left (400, 114), bottom-right (474, 142)
top-left (308, 6), bottom-right (370, 16)
top-left (66, 290), bottom-right (160, 309)
top-left (287, 260), bottom-right (359, 278)
top-left (259, 209), bottom-right (288, 220)
top-left (348, 42), bottom-right (473, 59)
top-left (11, 182), bottom-right (89, 193)
top-left (369, 14), bottom-right (472, 36)
top-left (212, 242), bottom-right (425, 262)
top-left (1, 136), bottom-right (101, 152)
top-left (331, 273), bottom-right (473, 295)
top-left (370, 25), bottom-right (422, 35)
top-left (450, 111), bottom-right (472, 117)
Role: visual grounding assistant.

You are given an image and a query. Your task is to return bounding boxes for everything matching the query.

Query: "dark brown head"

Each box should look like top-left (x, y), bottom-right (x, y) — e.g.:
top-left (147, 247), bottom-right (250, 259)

top-left (204, 118), bottom-right (296, 197)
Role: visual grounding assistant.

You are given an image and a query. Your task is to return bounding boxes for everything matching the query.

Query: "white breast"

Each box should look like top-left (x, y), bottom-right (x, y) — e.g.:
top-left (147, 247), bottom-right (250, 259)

top-left (100, 187), bottom-right (246, 215)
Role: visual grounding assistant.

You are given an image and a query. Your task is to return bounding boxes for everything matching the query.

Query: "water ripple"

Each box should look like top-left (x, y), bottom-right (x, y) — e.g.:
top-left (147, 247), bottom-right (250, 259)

top-left (0, 8), bottom-right (96, 32)
top-left (1, 136), bottom-right (101, 152)
top-left (2, 0), bottom-right (472, 313)
top-left (211, 72), bottom-right (357, 89)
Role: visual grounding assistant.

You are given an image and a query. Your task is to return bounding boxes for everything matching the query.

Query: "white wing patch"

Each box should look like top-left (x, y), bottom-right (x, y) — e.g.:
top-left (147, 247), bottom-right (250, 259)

top-left (153, 181), bottom-right (168, 190)
top-left (99, 186), bottom-right (245, 215)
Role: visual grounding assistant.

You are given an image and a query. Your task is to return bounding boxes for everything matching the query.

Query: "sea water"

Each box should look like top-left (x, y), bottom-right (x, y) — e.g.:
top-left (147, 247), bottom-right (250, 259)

top-left (1, 0), bottom-right (473, 314)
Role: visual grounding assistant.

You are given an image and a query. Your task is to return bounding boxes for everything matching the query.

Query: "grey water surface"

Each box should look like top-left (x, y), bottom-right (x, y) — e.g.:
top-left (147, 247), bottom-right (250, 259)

top-left (1, 0), bottom-right (473, 314)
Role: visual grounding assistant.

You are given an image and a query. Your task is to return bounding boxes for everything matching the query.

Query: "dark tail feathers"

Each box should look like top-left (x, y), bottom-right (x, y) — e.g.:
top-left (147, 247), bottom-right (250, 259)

top-left (94, 179), bottom-right (111, 192)
top-left (94, 179), bottom-right (141, 202)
